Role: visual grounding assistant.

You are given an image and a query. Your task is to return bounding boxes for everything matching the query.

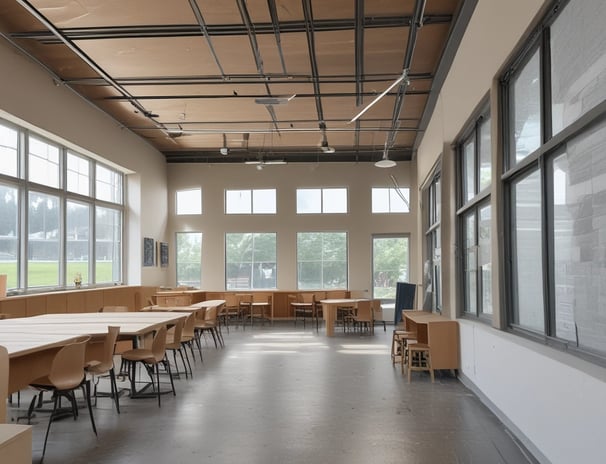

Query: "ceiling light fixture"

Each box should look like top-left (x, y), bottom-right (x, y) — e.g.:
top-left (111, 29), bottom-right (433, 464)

top-left (220, 134), bottom-right (229, 155)
top-left (244, 160), bottom-right (287, 166)
top-left (374, 150), bottom-right (397, 168)
top-left (321, 140), bottom-right (335, 153)
top-left (254, 94), bottom-right (296, 105)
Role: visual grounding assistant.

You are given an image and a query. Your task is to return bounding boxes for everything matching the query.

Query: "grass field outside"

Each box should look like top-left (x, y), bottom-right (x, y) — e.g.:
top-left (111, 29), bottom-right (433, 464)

top-left (0, 261), bottom-right (115, 288)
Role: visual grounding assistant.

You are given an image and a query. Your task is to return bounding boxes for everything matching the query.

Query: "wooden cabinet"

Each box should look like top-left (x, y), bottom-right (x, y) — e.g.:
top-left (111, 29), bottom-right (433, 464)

top-left (404, 312), bottom-right (459, 370)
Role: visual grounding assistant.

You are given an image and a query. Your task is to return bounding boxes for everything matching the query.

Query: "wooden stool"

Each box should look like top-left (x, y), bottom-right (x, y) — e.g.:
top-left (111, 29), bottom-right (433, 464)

top-left (406, 343), bottom-right (434, 383)
top-left (391, 329), bottom-right (416, 364)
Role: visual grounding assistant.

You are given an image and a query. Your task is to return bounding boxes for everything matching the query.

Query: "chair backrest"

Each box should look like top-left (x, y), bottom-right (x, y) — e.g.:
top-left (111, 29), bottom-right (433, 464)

top-left (239, 294), bottom-right (252, 305)
top-left (151, 325), bottom-right (168, 363)
top-left (204, 305), bottom-right (218, 322)
top-left (301, 293), bottom-right (315, 304)
top-left (49, 335), bottom-right (90, 391)
top-left (94, 326), bottom-right (120, 372)
top-left (371, 299), bottom-right (383, 320)
top-left (182, 312), bottom-right (196, 338)
top-left (355, 300), bottom-right (373, 322)
top-left (224, 293), bottom-right (239, 307)
top-left (169, 317), bottom-right (184, 344)
top-left (100, 305), bottom-right (129, 312)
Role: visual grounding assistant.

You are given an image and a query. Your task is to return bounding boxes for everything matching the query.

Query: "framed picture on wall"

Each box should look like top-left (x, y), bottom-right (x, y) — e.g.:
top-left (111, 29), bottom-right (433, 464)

top-left (143, 237), bottom-right (155, 267)
top-left (160, 242), bottom-right (169, 267)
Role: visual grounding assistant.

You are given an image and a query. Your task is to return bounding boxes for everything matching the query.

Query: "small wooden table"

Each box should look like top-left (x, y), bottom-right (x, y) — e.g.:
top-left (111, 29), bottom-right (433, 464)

top-left (320, 299), bottom-right (367, 336)
top-left (403, 311), bottom-right (460, 371)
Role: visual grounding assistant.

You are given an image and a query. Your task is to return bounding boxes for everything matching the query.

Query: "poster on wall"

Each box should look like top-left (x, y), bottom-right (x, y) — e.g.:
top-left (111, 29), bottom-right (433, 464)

top-left (143, 237), bottom-right (154, 267)
top-left (160, 242), bottom-right (169, 267)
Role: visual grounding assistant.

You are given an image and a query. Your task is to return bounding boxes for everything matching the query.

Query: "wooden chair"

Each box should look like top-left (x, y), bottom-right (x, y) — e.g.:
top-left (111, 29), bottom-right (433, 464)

top-left (86, 326), bottom-right (121, 413)
top-left (29, 336), bottom-right (97, 459)
top-left (195, 305), bottom-right (223, 349)
top-left (238, 294), bottom-right (253, 328)
top-left (180, 312), bottom-right (201, 363)
top-left (352, 300), bottom-right (373, 334)
top-left (371, 299), bottom-right (387, 331)
top-left (291, 293), bottom-right (315, 329)
top-left (121, 325), bottom-right (175, 407)
top-left (221, 293), bottom-right (242, 330)
top-left (165, 318), bottom-right (192, 379)
top-left (249, 294), bottom-right (271, 327)
top-left (406, 343), bottom-right (434, 383)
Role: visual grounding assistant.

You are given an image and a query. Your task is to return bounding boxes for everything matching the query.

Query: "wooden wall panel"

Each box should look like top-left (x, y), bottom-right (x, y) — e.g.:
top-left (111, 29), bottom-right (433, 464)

top-left (46, 294), bottom-right (67, 314)
top-left (84, 290), bottom-right (105, 313)
top-left (66, 292), bottom-right (87, 313)
top-left (0, 299), bottom-right (27, 318)
top-left (25, 296), bottom-right (46, 316)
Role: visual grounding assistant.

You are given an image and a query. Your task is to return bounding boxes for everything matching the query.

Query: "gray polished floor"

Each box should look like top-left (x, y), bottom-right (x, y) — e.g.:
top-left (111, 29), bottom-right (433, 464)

top-left (9, 322), bottom-right (537, 464)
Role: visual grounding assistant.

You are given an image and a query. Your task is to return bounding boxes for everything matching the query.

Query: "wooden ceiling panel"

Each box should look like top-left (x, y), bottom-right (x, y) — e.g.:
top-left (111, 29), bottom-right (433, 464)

top-left (365, 0), bottom-right (416, 17)
top-left (315, 30), bottom-right (355, 76)
top-left (279, 32), bottom-right (312, 75)
top-left (311, 0), bottom-right (355, 19)
top-left (213, 35), bottom-right (269, 75)
top-left (410, 24), bottom-right (451, 74)
top-left (75, 37), bottom-right (219, 77)
top-left (364, 27), bottom-right (409, 75)
top-left (142, 98), bottom-right (272, 124)
top-left (123, 83), bottom-right (272, 98)
top-left (30, 0), bottom-right (196, 27)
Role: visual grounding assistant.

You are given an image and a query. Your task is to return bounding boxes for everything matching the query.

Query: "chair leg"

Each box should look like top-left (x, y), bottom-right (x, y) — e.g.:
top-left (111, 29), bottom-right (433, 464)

top-left (182, 345), bottom-right (193, 378)
top-left (109, 367), bottom-right (120, 413)
top-left (155, 363), bottom-right (161, 408)
top-left (42, 394), bottom-right (60, 459)
top-left (83, 380), bottom-right (98, 436)
top-left (164, 357), bottom-right (176, 396)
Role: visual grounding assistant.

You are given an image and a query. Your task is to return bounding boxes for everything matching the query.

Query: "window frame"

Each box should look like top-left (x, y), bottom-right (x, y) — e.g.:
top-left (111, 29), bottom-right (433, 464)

top-left (0, 116), bottom-right (125, 294)
top-left (296, 188), bottom-right (348, 214)
top-left (225, 188), bottom-right (276, 215)
top-left (455, 101), bottom-right (493, 322)
top-left (501, 0), bottom-right (606, 364)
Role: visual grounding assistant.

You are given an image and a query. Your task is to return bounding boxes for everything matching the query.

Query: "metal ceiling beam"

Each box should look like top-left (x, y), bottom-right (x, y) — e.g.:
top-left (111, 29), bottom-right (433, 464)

top-left (302, 0), bottom-right (327, 146)
top-left (10, 15), bottom-right (453, 41)
top-left (101, 89), bottom-right (430, 101)
top-left (65, 72), bottom-right (434, 86)
top-left (384, 0), bottom-right (426, 151)
top-left (354, 0), bottom-right (364, 107)
top-left (188, 0), bottom-right (225, 77)
top-left (134, 125), bottom-right (420, 134)
top-left (267, 0), bottom-right (288, 74)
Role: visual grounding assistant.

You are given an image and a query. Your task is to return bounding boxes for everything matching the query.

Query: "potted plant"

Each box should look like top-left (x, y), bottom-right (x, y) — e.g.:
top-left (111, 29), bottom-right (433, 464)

top-left (74, 273), bottom-right (82, 288)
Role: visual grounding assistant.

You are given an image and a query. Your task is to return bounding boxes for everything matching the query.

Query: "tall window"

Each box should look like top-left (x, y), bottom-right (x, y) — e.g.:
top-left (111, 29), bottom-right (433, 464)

top-left (225, 233), bottom-right (276, 289)
top-left (372, 235), bottom-right (409, 299)
top-left (225, 189), bottom-right (276, 214)
top-left (297, 232), bottom-right (347, 289)
top-left (503, 0), bottom-right (606, 360)
top-left (423, 172), bottom-right (441, 311)
top-left (0, 117), bottom-right (124, 292)
top-left (296, 188), bottom-right (347, 213)
top-left (28, 192), bottom-right (60, 287)
top-left (457, 107), bottom-right (493, 318)
top-left (28, 135), bottom-right (60, 188)
top-left (176, 188), bottom-right (202, 215)
top-left (0, 184), bottom-right (18, 288)
top-left (176, 232), bottom-right (202, 287)
top-left (95, 206), bottom-right (121, 284)
top-left (0, 123), bottom-right (18, 177)
top-left (372, 188), bottom-right (410, 213)
top-left (66, 201), bottom-right (90, 285)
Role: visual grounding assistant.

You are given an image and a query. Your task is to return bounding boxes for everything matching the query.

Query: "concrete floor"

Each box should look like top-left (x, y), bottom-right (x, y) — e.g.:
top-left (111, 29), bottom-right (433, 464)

top-left (9, 322), bottom-right (538, 464)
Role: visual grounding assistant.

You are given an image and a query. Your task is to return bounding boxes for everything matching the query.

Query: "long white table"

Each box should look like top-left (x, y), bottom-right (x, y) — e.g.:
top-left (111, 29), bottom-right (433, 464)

top-left (0, 312), bottom-right (187, 396)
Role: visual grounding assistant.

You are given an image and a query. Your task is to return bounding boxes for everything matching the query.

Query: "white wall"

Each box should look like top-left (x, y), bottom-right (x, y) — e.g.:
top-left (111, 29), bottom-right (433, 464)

top-left (415, 0), bottom-right (606, 462)
top-left (0, 38), bottom-right (169, 286)
top-left (167, 161), bottom-right (418, 291)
